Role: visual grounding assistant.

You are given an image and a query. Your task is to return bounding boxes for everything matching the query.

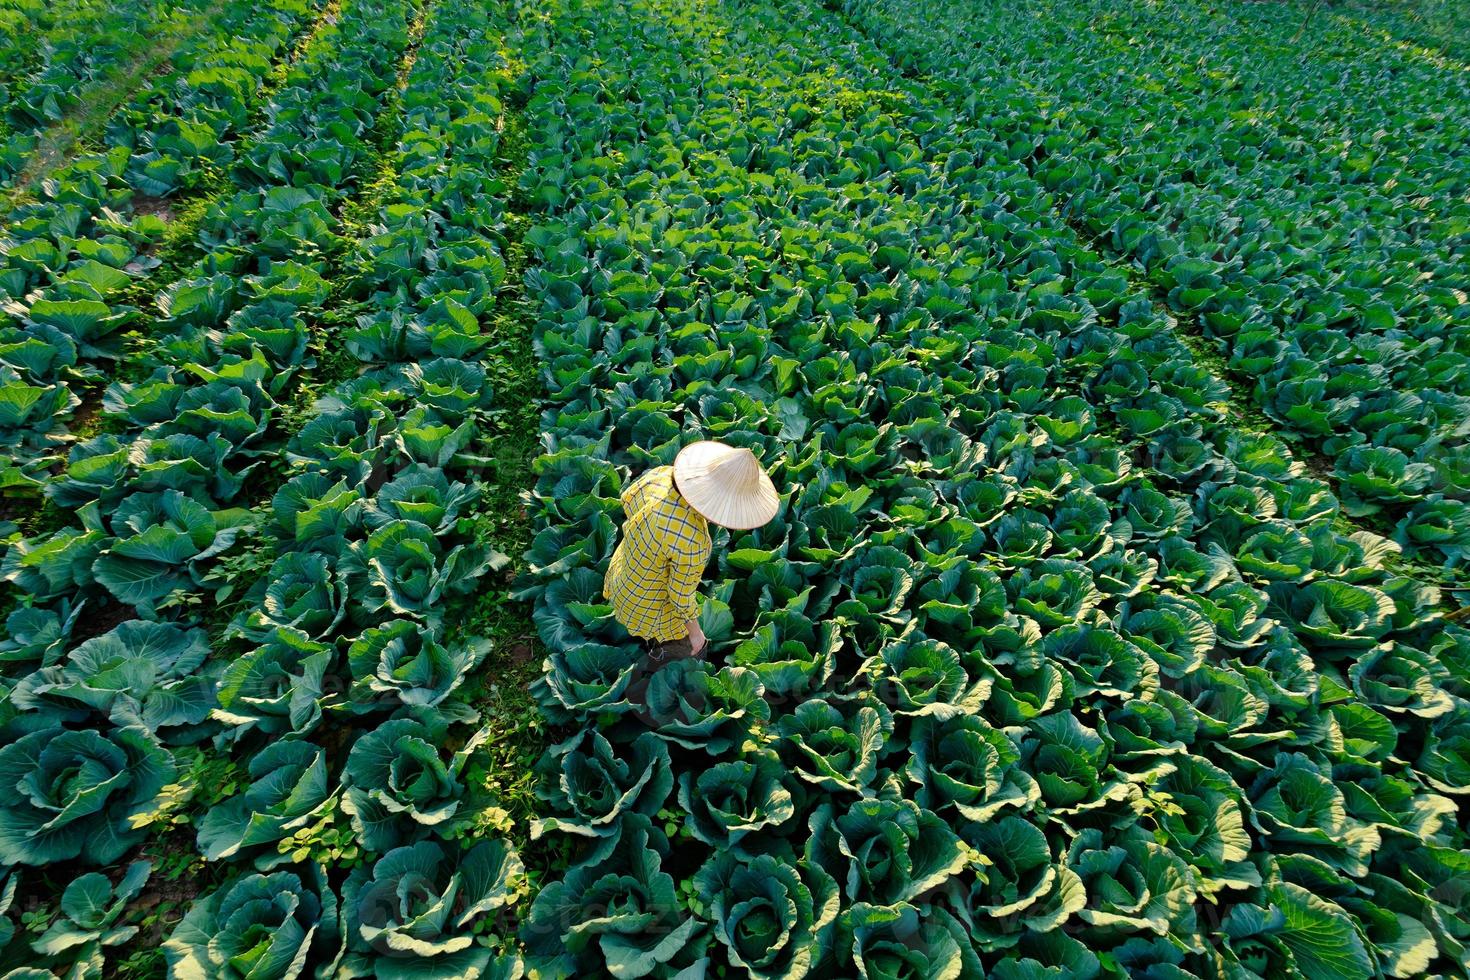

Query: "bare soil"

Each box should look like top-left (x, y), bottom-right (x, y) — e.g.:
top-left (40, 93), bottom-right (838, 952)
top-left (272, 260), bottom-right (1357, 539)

top-left (131, 192), bottom-right (177, 223)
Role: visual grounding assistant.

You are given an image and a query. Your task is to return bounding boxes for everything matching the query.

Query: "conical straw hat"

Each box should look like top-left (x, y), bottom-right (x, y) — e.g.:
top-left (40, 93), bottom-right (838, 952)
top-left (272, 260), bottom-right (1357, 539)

top-left (673, 441), bottom-right (780, 529)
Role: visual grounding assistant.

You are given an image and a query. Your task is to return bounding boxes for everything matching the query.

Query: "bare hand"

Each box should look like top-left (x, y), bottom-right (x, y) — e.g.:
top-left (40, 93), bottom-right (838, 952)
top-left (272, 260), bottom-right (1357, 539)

top-left (687, 619), bottom-right (707, 656)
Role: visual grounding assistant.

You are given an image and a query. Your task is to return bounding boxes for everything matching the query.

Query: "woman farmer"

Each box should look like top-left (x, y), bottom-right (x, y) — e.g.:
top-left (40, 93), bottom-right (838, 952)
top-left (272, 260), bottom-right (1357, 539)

top-left (604, 441), bottom-right (779, 668)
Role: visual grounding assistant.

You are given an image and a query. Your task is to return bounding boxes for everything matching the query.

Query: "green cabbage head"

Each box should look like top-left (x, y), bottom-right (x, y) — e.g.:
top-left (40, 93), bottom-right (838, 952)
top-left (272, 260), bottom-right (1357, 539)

top-left (693, 851), bottom-right (839, 980)
top-left (0, 725), bottom-right (175, 866)
top-left (164, 866), bottom-right (343, 980)
top-left (341, 838), bottom-right (524, 980)
top-left (342, 718), bottom-right (488, 852)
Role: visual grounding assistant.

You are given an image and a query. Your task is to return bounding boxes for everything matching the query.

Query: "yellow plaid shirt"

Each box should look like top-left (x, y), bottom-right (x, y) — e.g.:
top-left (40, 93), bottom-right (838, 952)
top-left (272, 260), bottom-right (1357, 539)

top-left (604, 466), bottom-right (712, 642)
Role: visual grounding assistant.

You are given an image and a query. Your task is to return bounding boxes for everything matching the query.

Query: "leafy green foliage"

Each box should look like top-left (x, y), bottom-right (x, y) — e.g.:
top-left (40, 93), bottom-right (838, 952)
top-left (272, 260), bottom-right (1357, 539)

top-left (841, 0), bottom-right (1470, 568)
top-left (523, 815), bottom-right (704, 978)
top-left (532, 729), bottom-right (673, 842)
top-left (0, 725), bottom-right (175, 865)
top-left (340, 839), bottom-right (524, 979)
top-left (693, 850), bottom-right (838, 979)
top-left (341, 716), bottom-right (486, 851)
top-left (1, 0), bottom-right (1466, 976)
top-left (162, 866), bottom-right (343, 980)
top-left (509, 0), bottom-right (1470, 976)
top-left (24, 860), bottom-right (152, 978)
top-left (196, 740), bottom-right (332, 864)
top-left (10, 619), bottom-right (217, 742)
top-left (1, 1), bottom-right (539, 977)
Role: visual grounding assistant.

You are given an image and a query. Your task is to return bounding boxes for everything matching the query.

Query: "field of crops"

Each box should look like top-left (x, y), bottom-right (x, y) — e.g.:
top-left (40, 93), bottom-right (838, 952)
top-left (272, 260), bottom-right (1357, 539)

top-left (0, 0), bottom-right (1465, 976)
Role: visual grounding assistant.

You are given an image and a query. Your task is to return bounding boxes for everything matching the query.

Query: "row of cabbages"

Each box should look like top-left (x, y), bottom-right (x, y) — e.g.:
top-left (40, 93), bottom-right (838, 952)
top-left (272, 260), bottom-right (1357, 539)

top-left (2, 0), bottom-right (403, 609)
top-left (515, 0), bottom-right (1468, 976)
top-left (164, 1), bottom-right (533, 974)
top-left (842, 0), bottom-right (1470, 567)
top-left (1, 0), bottom-right (530, 977)
top-left (0, 0), bottom-right (211, 181)
top-left (1354, 0), bottom-right (1470, 60)
top-left (0, 0), bottom-right (322, 489)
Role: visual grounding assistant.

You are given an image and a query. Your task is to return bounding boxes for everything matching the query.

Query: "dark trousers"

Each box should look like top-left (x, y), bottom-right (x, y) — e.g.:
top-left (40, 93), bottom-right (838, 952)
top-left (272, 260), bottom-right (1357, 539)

top-left (648, 635), bottom-right (696, 663)
top-left (626, 635), bottom-right (701, 712)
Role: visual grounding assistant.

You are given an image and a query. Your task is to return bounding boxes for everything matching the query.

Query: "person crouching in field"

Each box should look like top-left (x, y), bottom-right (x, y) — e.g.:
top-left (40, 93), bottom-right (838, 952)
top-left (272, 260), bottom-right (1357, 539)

top-left (603, 441), bottom-right (779, 691)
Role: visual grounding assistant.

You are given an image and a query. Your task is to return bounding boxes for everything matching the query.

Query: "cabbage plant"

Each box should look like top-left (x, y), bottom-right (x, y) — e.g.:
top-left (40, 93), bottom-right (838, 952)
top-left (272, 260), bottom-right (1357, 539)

top-left (957, 816), bottom-right (1085, 944)
top-left (1065, 827), bottom-right (1198, 937)
top-left (88, 489), bottom-right (247, 612)
top-left (693, 851), bottom-right (839, 980)
top-left (643, 661), bottom-right (771, 754)
top-left (532, 729), bottom-right (672, 842)
top-left (523, 816), bottom-right (702, 978)
top-left (213, 627), bottom-right (335, 739)
top-left (808, 798), bottom-right (968, 905)
top-left (163, 867), bottom-right (343, 980)
top-left (197, 740), bottom-right (332, 864)
top-left (0, 725), bottom-right (174, 865)
top-left (232, 552), bottom-right (352, 643)
top-left (678, 750), bottom-right (797, 848)
top-left (905, 713), bottom-right (1038, 822)
top-left (346, 621), bottom-right (490, 712)
top-left (342, 718), bottom-right (487, 851)
top-left (776, 696), bottom-right (892, 796)
top-left (341, 839), bottom-right (523, 980)
top-left (842, 902), bottom-right (982, 980)
top-left (342, 520), bottom-right (501, 630)
top-left (25, 860), bottom-right (151, 978)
